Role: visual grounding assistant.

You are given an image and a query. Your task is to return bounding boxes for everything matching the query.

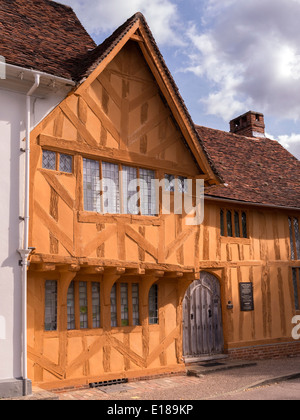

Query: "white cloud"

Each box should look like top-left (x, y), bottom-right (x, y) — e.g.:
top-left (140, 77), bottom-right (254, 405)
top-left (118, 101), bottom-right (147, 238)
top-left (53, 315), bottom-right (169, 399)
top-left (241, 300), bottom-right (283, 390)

top-left (184, 0), bottom-right (300, 122)
top-left (58, 0), bottom-right (184, 46)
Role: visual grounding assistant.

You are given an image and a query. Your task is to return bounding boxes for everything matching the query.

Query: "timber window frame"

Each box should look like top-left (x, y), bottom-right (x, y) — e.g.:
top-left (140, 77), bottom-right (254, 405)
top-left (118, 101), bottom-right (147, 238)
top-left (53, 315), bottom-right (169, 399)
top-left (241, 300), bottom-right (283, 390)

top-left (164, 173), bottom-right (188, 193)
top-left (289, 216), bottom-right (300, 261)
top-left (42, 149), bottom-right (73, 174)
top-left (292, 268), bottom-right (300, 312)
top-left (148, 284), bottom-right (159, 325)
top-left (220, 208), bottom-right (248, 239)
top-left (67, 280), bottom-right (101, 330)
top-left (110, 281), bottom-right (140, 328)
top-left (44, 280), bottom-right (58, 332)
top-left (83, 158), bottom-right (157, 216)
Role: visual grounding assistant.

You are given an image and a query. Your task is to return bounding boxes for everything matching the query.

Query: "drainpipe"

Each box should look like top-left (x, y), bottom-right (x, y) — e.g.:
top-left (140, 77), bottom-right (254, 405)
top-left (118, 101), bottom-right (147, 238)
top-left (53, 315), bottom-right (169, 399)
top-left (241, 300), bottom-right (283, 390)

top-left (18, 73), bottom-right (40, 396)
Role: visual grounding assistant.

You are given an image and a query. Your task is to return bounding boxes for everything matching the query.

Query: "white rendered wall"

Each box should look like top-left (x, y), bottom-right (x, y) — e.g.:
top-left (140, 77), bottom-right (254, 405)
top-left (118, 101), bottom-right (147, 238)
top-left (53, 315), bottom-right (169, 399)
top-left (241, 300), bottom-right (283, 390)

top-left (0, 87), bottom-right (66, 381)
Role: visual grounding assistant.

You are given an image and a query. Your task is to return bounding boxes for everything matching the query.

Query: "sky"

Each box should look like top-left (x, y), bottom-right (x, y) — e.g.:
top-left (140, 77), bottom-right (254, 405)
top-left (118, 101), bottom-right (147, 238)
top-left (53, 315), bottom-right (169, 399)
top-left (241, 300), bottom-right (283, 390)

top-left (58, 0), bottom-right (300, 160)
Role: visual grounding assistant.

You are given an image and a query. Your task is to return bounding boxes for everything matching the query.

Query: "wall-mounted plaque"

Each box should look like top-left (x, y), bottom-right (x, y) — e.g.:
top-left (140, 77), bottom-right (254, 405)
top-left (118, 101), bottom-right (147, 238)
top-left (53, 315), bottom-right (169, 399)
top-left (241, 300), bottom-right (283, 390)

top-left (239, 282), bottom-right (254, 311)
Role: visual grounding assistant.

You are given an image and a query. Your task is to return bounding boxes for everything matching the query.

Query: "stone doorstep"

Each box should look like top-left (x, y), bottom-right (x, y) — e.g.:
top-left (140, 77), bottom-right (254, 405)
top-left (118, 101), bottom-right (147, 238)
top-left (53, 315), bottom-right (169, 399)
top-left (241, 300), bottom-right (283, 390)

top-left (186, 360), bottom-right (258, 377)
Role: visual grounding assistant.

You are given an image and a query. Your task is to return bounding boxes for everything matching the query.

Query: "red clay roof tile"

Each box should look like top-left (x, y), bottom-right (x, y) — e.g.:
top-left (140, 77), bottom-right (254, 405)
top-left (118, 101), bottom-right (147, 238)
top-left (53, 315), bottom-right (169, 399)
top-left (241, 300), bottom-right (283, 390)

top-left (196, 125), bottom-right (300, 209)
top-left (0, 0), bottom-right (96, 80)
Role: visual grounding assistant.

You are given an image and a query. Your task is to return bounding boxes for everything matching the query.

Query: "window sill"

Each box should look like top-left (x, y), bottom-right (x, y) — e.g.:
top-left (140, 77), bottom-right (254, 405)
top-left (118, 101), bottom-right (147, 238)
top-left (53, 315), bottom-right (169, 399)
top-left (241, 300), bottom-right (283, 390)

top-left (38, 168), bottom-right (74, 177)
top-left (78, 211), bottom-right (161, 225)
top-left (220, 236), bottom-right (251, 245)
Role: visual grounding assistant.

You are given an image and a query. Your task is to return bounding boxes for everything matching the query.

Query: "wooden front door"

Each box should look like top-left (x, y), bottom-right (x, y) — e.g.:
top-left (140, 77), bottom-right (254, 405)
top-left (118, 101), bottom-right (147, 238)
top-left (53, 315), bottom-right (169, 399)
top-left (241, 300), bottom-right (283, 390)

top-left (183, 272), bottom-right (224, 357)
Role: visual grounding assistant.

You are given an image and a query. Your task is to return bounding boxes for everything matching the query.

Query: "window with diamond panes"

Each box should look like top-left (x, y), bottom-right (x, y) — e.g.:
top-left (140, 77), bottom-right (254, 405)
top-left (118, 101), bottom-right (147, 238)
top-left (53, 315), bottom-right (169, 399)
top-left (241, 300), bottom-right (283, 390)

top-left (82, 158), bottom-right (157, 216)
top-left (140, 168), bottom-right (156, 216)
top-left (102, 161), bottom-right (120, 214)
top-left (122, 165), bottom-right (138, 215)
top-left (44, 280), bottom-right (57, 331)
top-left (289, 217), bottom-right (300, 260)
top-left (42, 150), bottom-right (56, 170)
top-left (149, 284), bottom-right (158, 325)
top-left (59, 154), bottom-right (73, 173)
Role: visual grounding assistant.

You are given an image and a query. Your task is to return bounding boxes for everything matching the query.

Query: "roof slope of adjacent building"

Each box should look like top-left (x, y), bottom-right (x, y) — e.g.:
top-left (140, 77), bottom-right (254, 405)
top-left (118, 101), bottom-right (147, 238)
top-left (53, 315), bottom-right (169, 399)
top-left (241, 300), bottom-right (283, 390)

top-left (196, 125), bottom-right (300, 209)
top-left (0, 0), bottom-right (96, 80)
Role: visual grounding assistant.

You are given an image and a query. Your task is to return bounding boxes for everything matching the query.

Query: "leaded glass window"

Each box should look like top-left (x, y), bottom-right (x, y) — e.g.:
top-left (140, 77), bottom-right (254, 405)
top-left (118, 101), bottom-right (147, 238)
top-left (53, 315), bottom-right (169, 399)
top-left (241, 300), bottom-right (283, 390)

top-left (111, 284), bottom-right (117, 327)
top-left (132, 284), bottom-right (140, 326)
top-left (92, 282), bottom-right (100, 328)
top-left (44, 281), bottom-right (57, 331)
top-left (67, 281), bottom-right (75, 330)
top-left (149, 284), bottom-right (158, 325)
top-left (59, 154), bottom-right (73, 173)
top-left (120, 283), bottom-right (129, 326)
top-left (42, 150), bottom-right (56, 170)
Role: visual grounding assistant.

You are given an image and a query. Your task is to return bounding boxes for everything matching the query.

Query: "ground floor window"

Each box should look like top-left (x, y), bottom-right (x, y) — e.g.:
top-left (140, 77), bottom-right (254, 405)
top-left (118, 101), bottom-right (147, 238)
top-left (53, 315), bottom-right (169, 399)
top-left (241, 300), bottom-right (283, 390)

top-left (111, 282), bottom-right (140, 327)
top-left (292, 268), bottom-right (300, 311)
top-left (44, 279), bottom-right (158, 331)
top-left (44, 280), bottom-right (57, 331)
top-left (67, 281), bottom-right (101, 330)
top-left (149, 284), bottom-right (159, 325)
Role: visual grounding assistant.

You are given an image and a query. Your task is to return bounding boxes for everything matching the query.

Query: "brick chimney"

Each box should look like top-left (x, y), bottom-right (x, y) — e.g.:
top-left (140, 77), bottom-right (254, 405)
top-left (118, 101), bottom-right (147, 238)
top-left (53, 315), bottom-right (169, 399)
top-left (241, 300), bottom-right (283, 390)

top-left (230, 111), bottom-right (265, 138)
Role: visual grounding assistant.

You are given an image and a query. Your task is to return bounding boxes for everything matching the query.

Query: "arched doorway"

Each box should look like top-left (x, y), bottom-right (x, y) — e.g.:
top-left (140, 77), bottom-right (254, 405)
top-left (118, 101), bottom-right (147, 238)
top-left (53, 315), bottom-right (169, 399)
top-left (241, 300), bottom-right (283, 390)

top-left (182, 272), bottom-right (224, 358)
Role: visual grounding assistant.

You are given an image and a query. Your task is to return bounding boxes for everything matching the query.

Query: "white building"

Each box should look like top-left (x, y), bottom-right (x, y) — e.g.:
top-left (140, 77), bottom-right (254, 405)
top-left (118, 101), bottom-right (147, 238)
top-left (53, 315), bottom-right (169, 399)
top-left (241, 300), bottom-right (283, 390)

top-left (0, 0), bottom-right (95, 397)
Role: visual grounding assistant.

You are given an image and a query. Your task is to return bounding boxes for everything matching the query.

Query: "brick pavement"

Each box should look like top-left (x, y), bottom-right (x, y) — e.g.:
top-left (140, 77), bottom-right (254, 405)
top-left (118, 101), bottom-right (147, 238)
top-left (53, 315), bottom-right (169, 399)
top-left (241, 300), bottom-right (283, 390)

top-left (55, 357), bottom-right (300, 401)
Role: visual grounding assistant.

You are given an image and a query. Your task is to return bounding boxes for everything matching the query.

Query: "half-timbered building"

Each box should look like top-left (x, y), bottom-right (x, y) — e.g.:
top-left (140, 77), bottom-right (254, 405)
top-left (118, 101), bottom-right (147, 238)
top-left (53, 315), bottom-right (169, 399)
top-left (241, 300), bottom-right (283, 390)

top-left (0, 0), bottom-right (299, 394)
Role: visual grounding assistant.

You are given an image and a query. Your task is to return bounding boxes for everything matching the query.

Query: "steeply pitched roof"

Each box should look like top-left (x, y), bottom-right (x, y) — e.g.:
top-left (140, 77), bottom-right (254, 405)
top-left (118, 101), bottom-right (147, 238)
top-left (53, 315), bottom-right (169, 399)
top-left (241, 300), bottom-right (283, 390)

top-left (196, 125), bottom-right (300, 209)
top-left (0, 0), bottom-right (96, 80)
top-left (74, 12), bottom-right (223, 184)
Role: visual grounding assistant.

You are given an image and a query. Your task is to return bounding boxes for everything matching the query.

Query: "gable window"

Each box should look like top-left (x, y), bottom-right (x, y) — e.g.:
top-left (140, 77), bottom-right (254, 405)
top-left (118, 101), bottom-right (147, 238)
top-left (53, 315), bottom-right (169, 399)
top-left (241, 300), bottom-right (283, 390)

top-left (67, 281), bottom-right (101, 330)
top-left (289, 217), bottom-right (300, 260)
top-left (83, 158), bottom-right (156, 216)
top-left (292, 268), bottom-right (300, 311)
top-left (44, 280), bottom-right (57, 332)
top-left (42, 150), bottom-right (73, 174)
top-left (164, 174), bottom-right (188, 193)
top-left (220, 208), bottom-right (248, 238)
top-left (110, 282), bottom-right (140, 327)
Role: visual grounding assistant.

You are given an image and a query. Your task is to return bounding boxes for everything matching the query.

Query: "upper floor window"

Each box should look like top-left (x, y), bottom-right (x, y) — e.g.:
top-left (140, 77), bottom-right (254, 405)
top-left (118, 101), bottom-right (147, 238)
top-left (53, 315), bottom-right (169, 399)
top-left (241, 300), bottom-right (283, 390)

top-left (164, 174), bottom-right (188, 193)
top-left (83, 158), bottom-right (156, 216)
top-left (289, 217), bottom-right (300, 260)
top-left (220, 209), bottom-right (248, 238)
top-left (42, 150), bottom-right (73, 174)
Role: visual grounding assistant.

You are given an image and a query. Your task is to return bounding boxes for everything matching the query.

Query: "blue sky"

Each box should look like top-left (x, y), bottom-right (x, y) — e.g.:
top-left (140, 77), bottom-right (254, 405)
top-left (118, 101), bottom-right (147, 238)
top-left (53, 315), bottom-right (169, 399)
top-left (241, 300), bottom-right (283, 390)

top-left (59, 0), bottom-right (300, 159)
